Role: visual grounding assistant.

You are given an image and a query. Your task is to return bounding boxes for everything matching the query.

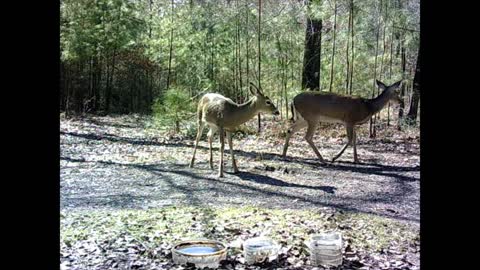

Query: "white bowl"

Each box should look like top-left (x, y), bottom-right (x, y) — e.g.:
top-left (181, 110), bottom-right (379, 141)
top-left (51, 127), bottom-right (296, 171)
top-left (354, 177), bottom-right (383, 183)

top-left (172, 240), bottom-right (227, 269)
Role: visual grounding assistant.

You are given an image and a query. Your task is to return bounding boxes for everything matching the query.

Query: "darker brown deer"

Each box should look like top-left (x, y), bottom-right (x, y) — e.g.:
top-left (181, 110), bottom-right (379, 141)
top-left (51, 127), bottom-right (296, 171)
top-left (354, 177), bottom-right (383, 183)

top-left (282, 80), bottom-right (403, 163)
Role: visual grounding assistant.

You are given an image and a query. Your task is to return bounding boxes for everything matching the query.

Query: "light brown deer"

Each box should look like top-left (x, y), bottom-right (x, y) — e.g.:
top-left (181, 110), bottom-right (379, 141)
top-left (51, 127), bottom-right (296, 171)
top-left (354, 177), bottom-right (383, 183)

top-left (190, 83), bottom-right (279, 177)
top-left (282, 80), bottom-right (403, 163)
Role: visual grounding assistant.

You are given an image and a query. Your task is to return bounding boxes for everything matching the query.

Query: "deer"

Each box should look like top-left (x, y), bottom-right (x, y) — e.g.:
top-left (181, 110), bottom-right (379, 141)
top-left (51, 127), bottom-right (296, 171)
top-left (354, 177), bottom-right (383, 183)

top-left (189, 83), bottom-right (280, 177)
top-left (281, 80), bottom-right (403, 163)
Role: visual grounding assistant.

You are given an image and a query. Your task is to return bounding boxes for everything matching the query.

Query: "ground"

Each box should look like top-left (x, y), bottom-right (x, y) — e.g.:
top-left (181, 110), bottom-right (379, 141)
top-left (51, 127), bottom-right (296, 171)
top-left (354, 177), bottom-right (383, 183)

top-left (60, 114), bottom-right (420, 270)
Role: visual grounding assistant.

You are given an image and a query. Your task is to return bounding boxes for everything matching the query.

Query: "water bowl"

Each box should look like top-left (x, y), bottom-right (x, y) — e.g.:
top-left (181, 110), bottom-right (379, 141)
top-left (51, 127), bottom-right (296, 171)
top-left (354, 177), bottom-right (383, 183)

top-left (171, 240), bottom-right (227, 269)
top-left (305, 232), bottom-right (343, 267)
top-left (243, 237), bottom-right (281, 265)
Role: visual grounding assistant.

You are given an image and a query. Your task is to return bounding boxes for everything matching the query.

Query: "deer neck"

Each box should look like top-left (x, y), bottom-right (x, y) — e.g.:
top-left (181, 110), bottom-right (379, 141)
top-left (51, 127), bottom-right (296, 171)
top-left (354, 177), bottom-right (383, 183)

top-left (368, 89), bottom-right (393, 115)
top-left (233, 97), bottom-right (261, 125)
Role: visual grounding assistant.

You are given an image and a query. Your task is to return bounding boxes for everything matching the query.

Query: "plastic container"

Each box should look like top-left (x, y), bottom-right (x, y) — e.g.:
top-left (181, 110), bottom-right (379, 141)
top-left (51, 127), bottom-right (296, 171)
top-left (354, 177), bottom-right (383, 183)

top-left (243, 237), bottom-right (281, 265)
top-left (305, 232), bottom-right (343, 267)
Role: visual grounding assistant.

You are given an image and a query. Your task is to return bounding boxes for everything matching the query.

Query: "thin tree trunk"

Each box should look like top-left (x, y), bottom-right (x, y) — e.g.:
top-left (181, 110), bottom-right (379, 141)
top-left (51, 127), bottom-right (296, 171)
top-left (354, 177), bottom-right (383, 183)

top-left (377, 0), bottom-right (388, 123)
top-left (345, 0), bottom-right (352, 93)
top-left (105, 48), bottom-right (117, 114)
top-left (387, 26), bottom-right (394, 126)
top-left (370, 0), bottom-right (382, 138)
top-left (233, 27), bottom-right (237, 100)
top-left (397, 38), bottom-right (406, 130)
top-left (257, 0), bottom-right (262, 133)
top-left (65, 63), bottom-right (71, 117)
top-left (149, 0), bottom-right (153, 39)
top-left (329, 0), bottom-right (338, 92)
top-left (245, 0), bottom-right (249, 99)
top-left (95, 56), bottom-right (102, 112)
top-left (284, 54), bottom-right (289, 119)
top-left (379, 0), bottom-right (388, 81)
top-left (236, 2), bottom-right (243, 102)
top-left (166, 0), bottom-right (174, 90)
top-left (349, 0), bottom-right (355, 95)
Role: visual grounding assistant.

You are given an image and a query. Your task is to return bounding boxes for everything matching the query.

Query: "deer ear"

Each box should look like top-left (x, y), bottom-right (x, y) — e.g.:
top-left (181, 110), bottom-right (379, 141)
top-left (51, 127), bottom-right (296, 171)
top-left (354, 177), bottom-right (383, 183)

top-left (249, 84), bottom-right (256, 95)
top-left (376, 80), bottom-right (387, 90)
top-left (249, 82), bottom-right (261, 95)
top-left (390, 80), bottom-right (403, 89)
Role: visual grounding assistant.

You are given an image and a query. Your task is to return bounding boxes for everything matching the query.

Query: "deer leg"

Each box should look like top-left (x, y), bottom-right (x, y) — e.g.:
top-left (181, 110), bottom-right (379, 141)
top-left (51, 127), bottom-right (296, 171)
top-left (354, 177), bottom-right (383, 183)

top-left (218, 127), bottom-right (225, 178)
top-left (332, 125), bottom-right (354, 162)
top-left (282, 119), bottom-right (307, 158)
top-left (207, 127), bottom-right (216, 170)
top-left (352, 128), bottom-right (359, 163)
top-left (304, 122), bottom-right (325, 162)
top-left (189, 121), bottom-right (205, 168)
top-left (227, 131), bottom-right (239, 173)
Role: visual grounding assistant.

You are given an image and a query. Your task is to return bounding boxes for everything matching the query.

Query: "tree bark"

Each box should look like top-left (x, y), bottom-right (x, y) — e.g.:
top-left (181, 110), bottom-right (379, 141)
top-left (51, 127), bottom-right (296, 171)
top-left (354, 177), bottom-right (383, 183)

top-left (328, 0), bottom-right (338, 92)
top-left (166, 0), bottom-right (174, 90)
top-left (406, 44), bottom-right (420, 123)
top-left (349, 0), bottom-right (355, 95)
top-left (397, 38), bottom-right (406, 130)
top-left (345, 0), bottom-right (352, 93)
top-left (302, 0), bottom-right (322, 91)
top-left (105, 48), bottom-right (116, 114)
top-left (257, 0), bottom-right (262, 133)
top-left (370, 0), bottom-right (382, 138)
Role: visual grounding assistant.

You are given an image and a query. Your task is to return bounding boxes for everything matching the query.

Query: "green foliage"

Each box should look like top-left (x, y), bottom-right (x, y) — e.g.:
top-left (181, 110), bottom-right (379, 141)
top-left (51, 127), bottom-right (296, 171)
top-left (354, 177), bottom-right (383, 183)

top-left (152, 87), bottom-right (195, 134)
top-left (60, 0), bottom-right (419, 118)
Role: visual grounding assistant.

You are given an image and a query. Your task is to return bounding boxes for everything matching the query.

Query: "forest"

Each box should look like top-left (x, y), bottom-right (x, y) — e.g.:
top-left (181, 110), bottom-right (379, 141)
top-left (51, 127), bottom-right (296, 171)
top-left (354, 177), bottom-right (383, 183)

top-left (60, 0), bottom-right (419, 132)
top-left (60, 1), bottom-right (420, 269)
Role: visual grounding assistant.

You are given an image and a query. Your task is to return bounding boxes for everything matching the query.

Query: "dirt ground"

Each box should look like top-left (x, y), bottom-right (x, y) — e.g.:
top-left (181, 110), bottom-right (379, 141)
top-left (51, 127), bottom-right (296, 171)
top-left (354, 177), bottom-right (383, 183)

top-left (60, 115), bottom-right (420, 226)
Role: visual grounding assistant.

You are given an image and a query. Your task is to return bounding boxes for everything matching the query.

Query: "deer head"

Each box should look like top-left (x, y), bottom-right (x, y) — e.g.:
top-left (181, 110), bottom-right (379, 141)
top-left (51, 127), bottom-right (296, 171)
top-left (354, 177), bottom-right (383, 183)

top-left (376, 80), bottom-right (403, 104)
top-left (249, 82), bottom-right (280, 115)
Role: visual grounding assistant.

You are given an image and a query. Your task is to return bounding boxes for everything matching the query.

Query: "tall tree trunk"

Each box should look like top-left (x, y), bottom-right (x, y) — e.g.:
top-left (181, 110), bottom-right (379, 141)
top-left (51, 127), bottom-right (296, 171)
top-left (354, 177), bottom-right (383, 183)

top-left (237, 19), bottom-right (243, 100)
top-left (370, 0), bottom-right (382, 138)
top-left (377, 0), bottom-right (388, 123)
top-left (245, 0), bottom-right (249, 100)
top-left (406, 44), bottom-right (420, 124)
top-left (149, 0), bottom-right (153, 39)
top-left (397, 38), bottom-right (406, 130)
top-left (387, 26), bottom-right (394, 126)
top-left (302, 0), bottom-right (322, 91)
top-left (379, 0), bottom-right (388, 81)
top-left (95, 56), bottom-right (102, 112)
top-left (233, 26), bottom-right (238, 100)
top-left (328, 0), bottom-right (338, 92)
top-left (302, 9), bottom-right (322, 91)
top-left (257, 0), bottom-right (262, 133)
top-left (284, 55), bottom-right (288, 119)
top-left (236, 2), bottom-right (243, 102)
top-left (65, 63), bottom-right (71, 117)
top-left (105, 48), bottom-right (116, 114)
top-left (349, 0), bottom-right (355, 95)
top-left (166, 0), bottom-right (174, 90)
top-left (345, 0), bottom-right (352, 93)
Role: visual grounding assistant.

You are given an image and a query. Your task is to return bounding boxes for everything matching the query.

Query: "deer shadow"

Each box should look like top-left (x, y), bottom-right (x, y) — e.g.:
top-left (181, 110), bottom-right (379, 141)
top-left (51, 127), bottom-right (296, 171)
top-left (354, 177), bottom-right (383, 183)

top-left (233, 171), bottom-right (337, 194)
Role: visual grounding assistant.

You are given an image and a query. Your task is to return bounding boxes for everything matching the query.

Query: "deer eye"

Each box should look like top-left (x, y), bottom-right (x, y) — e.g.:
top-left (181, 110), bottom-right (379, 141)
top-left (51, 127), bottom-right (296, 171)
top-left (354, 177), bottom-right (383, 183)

top-left (266, 100), bottom-right (272, 105)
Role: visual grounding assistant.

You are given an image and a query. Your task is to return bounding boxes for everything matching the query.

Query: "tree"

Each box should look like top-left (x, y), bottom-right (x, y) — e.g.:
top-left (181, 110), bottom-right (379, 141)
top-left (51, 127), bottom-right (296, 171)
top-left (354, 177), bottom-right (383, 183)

top-left (302, 0), bottom-right (322, 91)
top-left (406, 43), bottom-right (420, 124)
top-left (328, 0), bottom-right (337, 92)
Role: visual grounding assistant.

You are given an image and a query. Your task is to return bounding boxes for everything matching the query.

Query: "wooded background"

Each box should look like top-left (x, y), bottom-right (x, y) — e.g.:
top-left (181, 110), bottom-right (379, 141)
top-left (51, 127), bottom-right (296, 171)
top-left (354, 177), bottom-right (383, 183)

top-left (60, 0), bottom-right (420, 129)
